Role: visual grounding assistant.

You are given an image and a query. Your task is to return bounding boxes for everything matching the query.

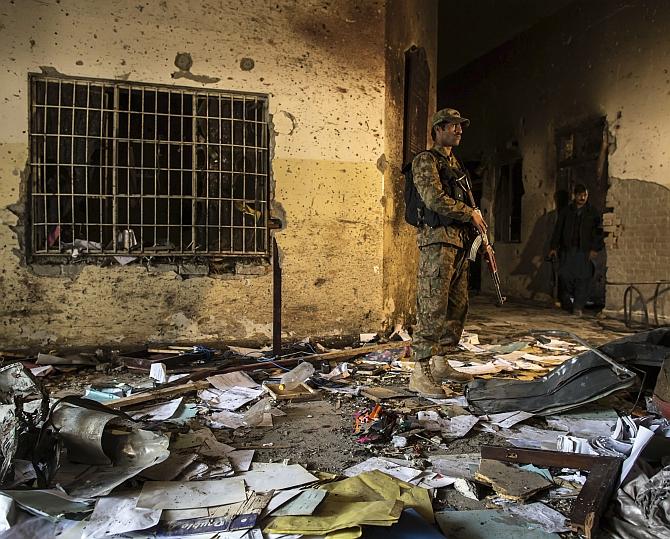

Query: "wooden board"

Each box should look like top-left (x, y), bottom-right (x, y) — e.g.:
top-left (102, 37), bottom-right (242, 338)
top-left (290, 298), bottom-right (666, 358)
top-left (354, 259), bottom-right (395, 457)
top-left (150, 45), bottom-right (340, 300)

top-left (264, 382), bottom-right (320, 402)
top-left (104, 380), bottom-right (209, 409)
top-left (475, 459), bottom-right (552, 501)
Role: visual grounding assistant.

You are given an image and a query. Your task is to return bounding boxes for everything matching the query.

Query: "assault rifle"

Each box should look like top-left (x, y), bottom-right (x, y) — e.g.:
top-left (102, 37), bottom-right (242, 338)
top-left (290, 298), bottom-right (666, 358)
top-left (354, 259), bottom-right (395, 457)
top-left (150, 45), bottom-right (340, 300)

top-left (454, 174), bottom-right (506, 305)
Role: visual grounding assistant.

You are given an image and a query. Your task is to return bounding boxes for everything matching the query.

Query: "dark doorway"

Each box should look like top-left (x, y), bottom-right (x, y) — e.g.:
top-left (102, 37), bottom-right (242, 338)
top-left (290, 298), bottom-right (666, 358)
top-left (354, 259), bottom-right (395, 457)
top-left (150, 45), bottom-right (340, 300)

top-left (403, 46), bottom-right (430, 166)
top-left (555, 116), bottom-right (609, 308)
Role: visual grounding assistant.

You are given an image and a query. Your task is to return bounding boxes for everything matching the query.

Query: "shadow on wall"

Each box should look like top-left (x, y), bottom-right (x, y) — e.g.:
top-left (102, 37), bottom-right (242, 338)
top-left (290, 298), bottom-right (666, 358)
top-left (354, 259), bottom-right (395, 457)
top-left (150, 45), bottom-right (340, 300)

top-left (510, 190), bottom-right (569, 300)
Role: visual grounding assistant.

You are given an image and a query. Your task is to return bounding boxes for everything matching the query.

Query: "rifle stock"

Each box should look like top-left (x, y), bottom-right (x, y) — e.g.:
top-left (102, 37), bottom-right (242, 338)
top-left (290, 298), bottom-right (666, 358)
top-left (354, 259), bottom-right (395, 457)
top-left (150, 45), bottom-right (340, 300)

top-left (455, 174), bottom-right (506, 305)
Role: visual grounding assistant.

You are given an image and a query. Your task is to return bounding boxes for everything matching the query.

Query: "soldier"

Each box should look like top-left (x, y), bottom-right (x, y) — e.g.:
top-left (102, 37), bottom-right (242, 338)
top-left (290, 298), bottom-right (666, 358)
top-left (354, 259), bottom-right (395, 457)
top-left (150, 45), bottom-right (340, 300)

top-left (409, 108), bottom-right (488, 398)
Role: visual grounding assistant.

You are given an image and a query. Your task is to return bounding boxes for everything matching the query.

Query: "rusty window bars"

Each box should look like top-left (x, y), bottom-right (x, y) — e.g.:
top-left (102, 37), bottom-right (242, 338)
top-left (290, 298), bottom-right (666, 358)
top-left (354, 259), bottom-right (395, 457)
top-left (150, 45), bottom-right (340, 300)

top-left (28, 74), bottom-right (270, 259)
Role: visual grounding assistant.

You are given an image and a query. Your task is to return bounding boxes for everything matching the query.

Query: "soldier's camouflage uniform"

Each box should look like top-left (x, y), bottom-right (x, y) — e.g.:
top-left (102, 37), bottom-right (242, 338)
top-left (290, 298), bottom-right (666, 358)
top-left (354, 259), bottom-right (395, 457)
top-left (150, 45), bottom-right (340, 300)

top-left (412, 146), bottom-right (474, 362)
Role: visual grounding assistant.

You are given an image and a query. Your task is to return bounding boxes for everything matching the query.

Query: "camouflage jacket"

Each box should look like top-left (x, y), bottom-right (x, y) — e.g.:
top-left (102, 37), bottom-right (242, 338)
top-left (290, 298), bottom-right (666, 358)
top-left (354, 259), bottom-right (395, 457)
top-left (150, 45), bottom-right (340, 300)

top-left (411, 145), bottom-right (474, 248)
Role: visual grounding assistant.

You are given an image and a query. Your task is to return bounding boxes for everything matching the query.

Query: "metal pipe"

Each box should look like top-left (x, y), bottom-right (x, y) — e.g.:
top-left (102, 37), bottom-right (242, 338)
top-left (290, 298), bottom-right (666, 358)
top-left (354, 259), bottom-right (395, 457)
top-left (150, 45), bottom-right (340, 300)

top-left (272, 236), bottom-right (282, 357)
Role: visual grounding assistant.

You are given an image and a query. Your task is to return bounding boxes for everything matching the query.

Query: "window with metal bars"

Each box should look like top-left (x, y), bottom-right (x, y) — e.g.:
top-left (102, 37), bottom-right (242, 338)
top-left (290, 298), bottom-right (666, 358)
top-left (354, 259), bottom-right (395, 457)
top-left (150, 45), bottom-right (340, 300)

top-left (28, 74), bottom-right (270, 262)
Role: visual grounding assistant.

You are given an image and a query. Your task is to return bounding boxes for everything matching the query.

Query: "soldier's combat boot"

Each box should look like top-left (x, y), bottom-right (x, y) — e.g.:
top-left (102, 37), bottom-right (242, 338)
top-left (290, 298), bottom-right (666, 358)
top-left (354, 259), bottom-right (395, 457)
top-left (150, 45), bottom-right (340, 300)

top-left (431, 355), bottom-right (474, 383)
top-left (409, 361), bottom-right (446, 398)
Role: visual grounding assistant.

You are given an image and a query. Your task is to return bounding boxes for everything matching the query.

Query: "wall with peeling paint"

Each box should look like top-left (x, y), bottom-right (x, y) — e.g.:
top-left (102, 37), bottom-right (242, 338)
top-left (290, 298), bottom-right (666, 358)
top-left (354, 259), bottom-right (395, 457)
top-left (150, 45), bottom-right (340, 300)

top-left (0, 0), bottom-right (421, 347)
top-left (382, 0), bottom-right (439, 329)
top-left (439, 0), bottom-right (670, 322)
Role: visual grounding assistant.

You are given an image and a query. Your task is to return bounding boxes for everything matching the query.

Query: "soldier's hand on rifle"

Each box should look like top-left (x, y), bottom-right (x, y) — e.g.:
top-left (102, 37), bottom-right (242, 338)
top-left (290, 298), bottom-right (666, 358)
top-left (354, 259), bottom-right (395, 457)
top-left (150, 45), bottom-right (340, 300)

top-left (471, 209), bottom-right (488, 236)
top-left (548, 249), bottom-right (557, 259)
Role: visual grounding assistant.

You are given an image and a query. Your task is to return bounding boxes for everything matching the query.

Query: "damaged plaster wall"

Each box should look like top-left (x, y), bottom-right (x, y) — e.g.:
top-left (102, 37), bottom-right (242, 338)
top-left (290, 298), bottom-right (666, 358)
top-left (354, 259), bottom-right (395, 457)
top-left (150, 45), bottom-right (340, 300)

top-left (382, 0), bottom-right (438, 329)
top-left (0, 0), bottom-right (387, 347)
top-left (439, 0), bottom-right (670, 322)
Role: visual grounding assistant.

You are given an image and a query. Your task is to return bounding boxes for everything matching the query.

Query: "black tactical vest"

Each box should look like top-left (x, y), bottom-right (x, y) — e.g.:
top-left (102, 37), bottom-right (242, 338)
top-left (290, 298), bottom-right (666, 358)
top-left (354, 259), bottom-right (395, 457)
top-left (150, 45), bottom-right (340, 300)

top-left (423, 149), bottom-right (469, 228)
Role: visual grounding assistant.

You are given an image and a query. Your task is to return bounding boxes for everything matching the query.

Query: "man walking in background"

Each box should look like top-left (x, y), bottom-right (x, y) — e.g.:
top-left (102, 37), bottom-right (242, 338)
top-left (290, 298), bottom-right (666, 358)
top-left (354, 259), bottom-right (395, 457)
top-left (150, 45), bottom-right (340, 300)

top-left (548, 183), bottom-right (604, 316)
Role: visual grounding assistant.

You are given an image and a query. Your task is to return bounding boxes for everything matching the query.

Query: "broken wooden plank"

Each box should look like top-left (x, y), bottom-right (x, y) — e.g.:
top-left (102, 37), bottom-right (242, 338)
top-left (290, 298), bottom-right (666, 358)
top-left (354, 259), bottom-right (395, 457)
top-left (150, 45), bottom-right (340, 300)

top-left (264, 382), bottom-right (320, 402)
top-left (480, 445), bottom-right (621, 538)
top-left (474, 459), bottom-right (552, 501)
top-left (104, 380), bottom-right (209, 409)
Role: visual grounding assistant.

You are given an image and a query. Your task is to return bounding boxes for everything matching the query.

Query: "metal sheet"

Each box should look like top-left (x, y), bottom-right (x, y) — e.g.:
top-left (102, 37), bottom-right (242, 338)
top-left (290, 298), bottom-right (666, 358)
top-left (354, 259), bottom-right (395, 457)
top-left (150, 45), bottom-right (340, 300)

top-left (51, 405), bottom-right (118, 465)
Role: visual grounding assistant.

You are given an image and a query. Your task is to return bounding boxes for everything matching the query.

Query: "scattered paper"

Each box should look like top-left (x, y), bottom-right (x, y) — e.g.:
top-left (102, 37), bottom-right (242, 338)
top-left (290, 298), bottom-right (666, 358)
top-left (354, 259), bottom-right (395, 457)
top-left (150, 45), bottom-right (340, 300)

top-left (210, 410), bottom-right (246, 429)
top-left (620, 425), bottom-right (655, 486)
top-left (227, 450), bottom-right (255, 472)
top-left (556, 435), bottom-right (598, 455)
top-left (546, 416), bottom-right (615, 438)
top-left (137, 479), bottom-right (246, 510)
top-left (198, 386), bottom-right (265, 411)
top-left (271, 489), bottom-right (327, 516)
top-left (82, 492), bottom-right (160, 538)
top-left (207, 372), bottom-right (260, 391)
top-left (264, 490), bottom-right (304, 517)
top-left (428, 396), bottom-right (469, 407)
top-left (131, 397), bottom-right (183, 421)
top-left (150, 363), bottom-right (167, 384)
top-left (237, 463), bottom-right (318, 491)
top-left (30, 365), bottom-right (55, 377)
top-left (504, 502), bottom-right (571, 533)
top-left (343, 457), bottom-right (423, 483)
top-left (443, 415), bottom-right (480, 439)
top-left (485, 411), bottom-right (534, 429)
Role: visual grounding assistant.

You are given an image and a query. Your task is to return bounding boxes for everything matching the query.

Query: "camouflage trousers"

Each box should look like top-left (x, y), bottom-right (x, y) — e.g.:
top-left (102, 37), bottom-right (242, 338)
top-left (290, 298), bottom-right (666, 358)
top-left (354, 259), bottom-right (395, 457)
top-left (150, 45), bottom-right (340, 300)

top-left (413, 242), bottom-right (469, 362)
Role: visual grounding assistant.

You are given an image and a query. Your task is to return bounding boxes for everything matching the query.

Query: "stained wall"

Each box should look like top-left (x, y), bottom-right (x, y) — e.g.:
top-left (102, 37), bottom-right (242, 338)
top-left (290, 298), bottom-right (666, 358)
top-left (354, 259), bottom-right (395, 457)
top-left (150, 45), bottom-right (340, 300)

top-left (0, 0), bottom-right (395, 347)
top-left (382, 0), bottom-right (438, 328)
top-left (439, 0), bottom-right (670, 322)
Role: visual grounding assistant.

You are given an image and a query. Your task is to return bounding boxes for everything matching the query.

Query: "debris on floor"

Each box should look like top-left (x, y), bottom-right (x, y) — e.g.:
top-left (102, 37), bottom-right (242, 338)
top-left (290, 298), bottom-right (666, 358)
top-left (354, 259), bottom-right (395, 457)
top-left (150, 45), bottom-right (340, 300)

top-left (0, 324), bottom-right (668, 538)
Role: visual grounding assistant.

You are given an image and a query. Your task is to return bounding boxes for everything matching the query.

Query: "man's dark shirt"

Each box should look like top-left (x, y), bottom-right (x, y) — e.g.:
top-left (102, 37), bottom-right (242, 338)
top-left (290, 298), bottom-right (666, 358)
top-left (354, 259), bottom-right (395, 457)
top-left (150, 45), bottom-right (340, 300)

top-left (550, 202), bottom-right (603, 253)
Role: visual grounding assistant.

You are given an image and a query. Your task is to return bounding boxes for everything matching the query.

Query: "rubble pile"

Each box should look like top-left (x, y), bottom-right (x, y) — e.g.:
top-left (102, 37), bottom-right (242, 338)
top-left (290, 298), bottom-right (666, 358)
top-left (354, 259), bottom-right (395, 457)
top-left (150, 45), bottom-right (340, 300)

top-left (0, 327), bottom-right (668, 538)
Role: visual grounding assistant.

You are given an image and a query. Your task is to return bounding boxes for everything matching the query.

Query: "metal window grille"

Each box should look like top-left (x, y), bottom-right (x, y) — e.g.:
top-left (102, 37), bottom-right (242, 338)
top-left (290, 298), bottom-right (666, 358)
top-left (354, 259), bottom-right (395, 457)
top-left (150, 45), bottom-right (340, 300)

top-left (28, 74), bottom-right (270, 259)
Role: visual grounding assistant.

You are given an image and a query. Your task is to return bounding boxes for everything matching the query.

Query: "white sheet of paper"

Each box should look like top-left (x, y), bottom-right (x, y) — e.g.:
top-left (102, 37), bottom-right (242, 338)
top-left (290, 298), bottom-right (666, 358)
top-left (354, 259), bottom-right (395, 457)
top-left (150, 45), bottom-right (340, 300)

top-left (210, 410), bottom-right (246, 429)
top-left (547, 417), bottom-right (615, 438)
top-left (136, 478), bottom-right (246, 510)
top-left (131, 397), bottom-right (183, 421)
top-left (199, 386), bottom-right (265, 411)
top-left (459, 342), bottom-right (486, 353)
top-left (207, 372), bottom-right (260, 391)
top-left (30, 365), bottom-right (54, 377)
top-left (418, 474), bottom-right (458, 488)
top-left (522, 353), bottom-right (572, 365)
top-left (556, 435), bottom-right (598, 455)
top-left (493, 351), bottom-right (528, 362)
top-left (264, 489), bottom-right (303, 517)
top-left (620, 425), bottom-right (655, 486)
top-left (506, 425), bottom-right (564, 450)
top-left (447, 361), bottom-right (506, 375)
top-left (228, 450), bottom-right (255, 472)
top-left (504, 502), bottom-right (571, 533)
top-left (271, 489), bottom-right (327, 516)
top-left (442, 415), bottom-right (479, 438)
top-left (161, 507), bottom-right (209, 521)
top-left (486, 411), bottom-right (534, 429)
top-left (428, 396), bottom-right (469, 407)
top-left (237, 463), bottom-right (317, 491)
top-left (537, 338), bottom-right (573, 351)
top-left (343, 457), bottom-right (422, 483)
top-left (82, 493), bottom-right (160, 538)
top-left (149, 363), bottom-right (167, 384)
